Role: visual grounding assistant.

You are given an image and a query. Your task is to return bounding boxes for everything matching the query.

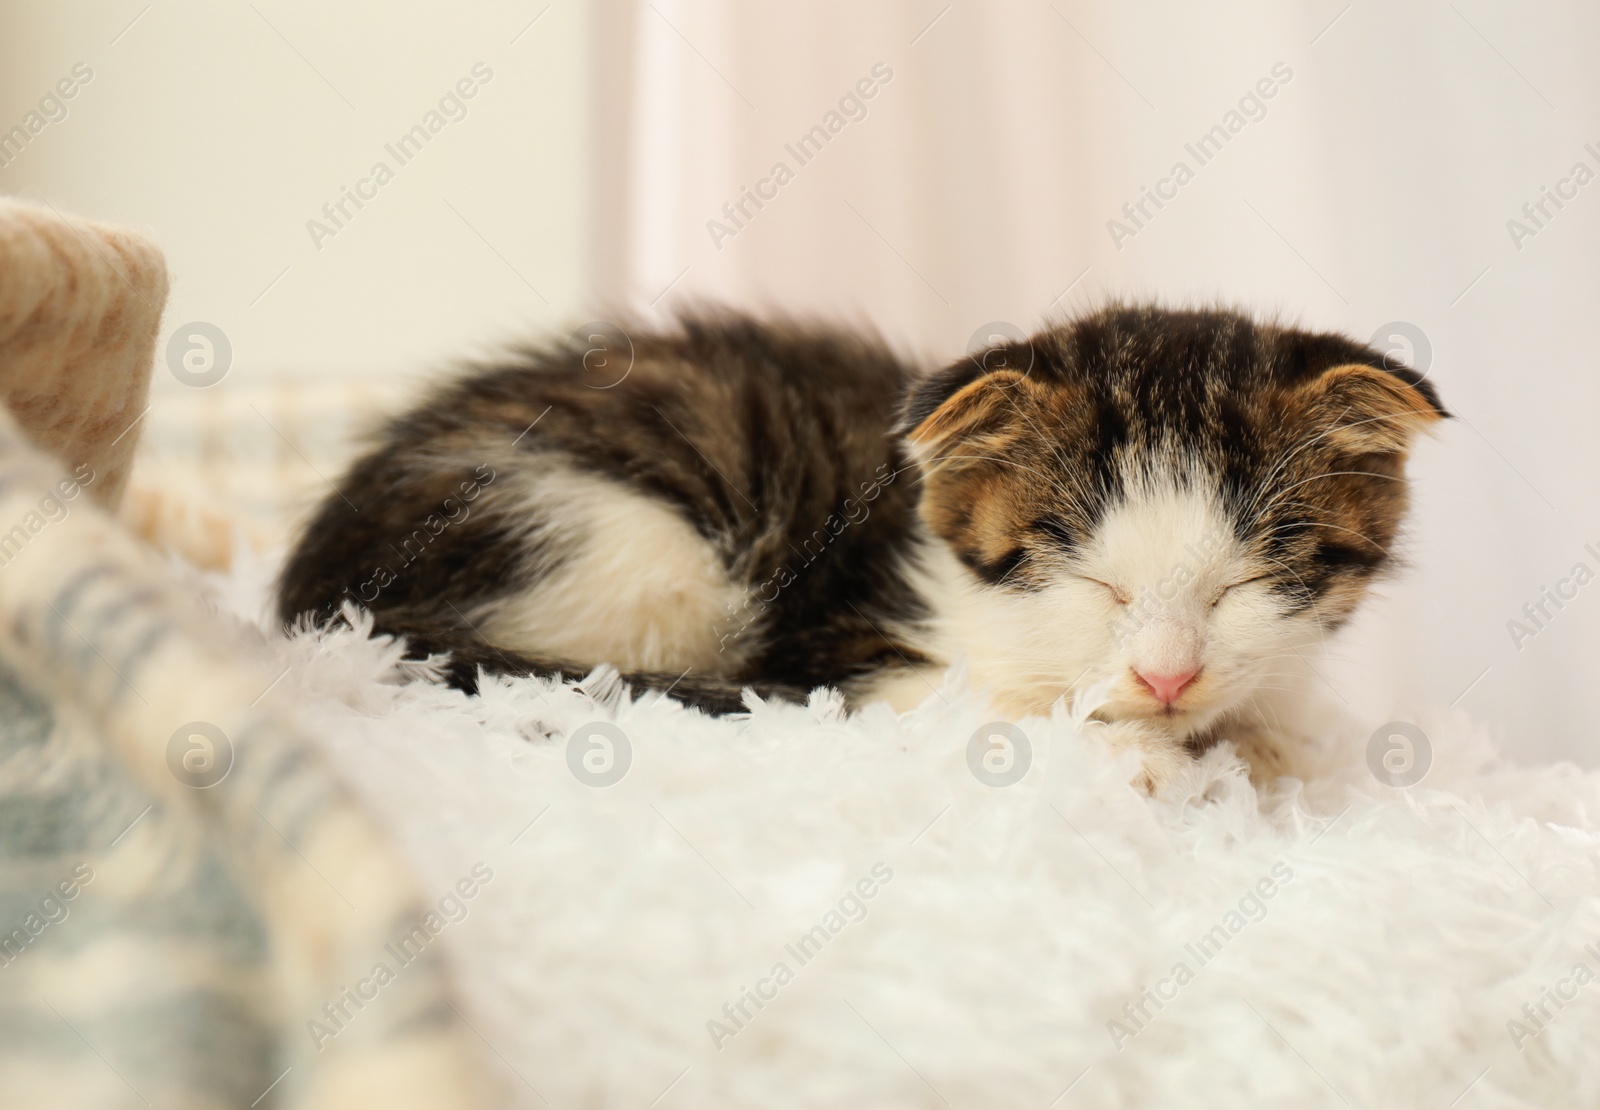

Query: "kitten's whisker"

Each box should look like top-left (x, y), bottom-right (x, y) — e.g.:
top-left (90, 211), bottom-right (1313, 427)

top-left (992, 549), bottom-right (1038, 588)
top-left (1008, 404), bottom-right (1101, 524)
top-left (1249, 470), bottom-right (1406, 529)
top-left (1239, 409), bottom-right (1352, 526)
top-left (1267, 502), bottom-right (1400, 556)
top-left (1252, 519), bottom-right (1395, 559)
top-left (1247, 701), bottom-right (1280, 737)
top-left (1240, 406), bottom-right (1421, 530)
top-left (912, 452), bottom-right (1062, 487)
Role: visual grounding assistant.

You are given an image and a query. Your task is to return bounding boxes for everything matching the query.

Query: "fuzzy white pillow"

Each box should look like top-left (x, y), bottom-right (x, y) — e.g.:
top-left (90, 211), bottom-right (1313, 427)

top-left (227, 557), bottom-right (1600, 1109)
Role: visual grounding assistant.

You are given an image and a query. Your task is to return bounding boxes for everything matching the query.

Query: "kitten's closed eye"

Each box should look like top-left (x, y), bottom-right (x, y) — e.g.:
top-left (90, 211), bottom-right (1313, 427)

top-left (1078, 576), bottom-right (1131, 605)
top-left (1211, 575), bottom-right (1270, 607)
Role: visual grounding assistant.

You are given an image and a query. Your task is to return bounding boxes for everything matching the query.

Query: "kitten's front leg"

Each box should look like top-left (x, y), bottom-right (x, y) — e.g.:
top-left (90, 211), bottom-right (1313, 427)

top-left (1088, 719), bottom-right (1192, 796)
top-left (1091, 715), bottom-right (1295, 795)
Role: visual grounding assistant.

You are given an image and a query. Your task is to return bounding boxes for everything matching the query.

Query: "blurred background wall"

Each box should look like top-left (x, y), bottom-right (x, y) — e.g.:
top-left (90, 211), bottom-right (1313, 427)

top-left (1, 0), bottom-right (1595, 767)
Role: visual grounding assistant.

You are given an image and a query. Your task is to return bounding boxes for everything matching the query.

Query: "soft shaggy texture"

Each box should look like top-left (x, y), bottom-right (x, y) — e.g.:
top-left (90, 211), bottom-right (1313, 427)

top-left (207, 551), bottom-right (1600, 1110)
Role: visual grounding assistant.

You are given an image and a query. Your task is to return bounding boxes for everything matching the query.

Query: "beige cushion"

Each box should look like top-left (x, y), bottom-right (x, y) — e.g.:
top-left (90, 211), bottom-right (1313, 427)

top-left (0, 195), bottom-right (166, 508)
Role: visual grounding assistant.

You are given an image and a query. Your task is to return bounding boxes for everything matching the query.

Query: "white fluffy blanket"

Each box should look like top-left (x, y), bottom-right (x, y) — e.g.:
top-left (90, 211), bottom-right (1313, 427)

top-left (221, 553), bottom-right (1600, 1110)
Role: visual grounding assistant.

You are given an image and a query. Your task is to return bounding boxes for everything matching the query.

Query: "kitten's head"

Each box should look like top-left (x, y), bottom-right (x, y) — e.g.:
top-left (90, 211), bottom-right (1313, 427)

top-left (903, 304), bottom-right (1445, 736)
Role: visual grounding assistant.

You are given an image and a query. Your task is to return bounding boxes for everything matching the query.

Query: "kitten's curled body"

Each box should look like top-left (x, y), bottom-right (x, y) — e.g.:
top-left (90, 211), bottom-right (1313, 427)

top-left (278, 305), bottom-right (1445, 790)
top-left (278, 316), bottom-right (935, 711)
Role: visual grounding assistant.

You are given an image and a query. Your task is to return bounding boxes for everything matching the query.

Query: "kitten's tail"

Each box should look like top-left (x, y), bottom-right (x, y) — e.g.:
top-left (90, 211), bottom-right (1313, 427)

top-left (364, 614), bottom-right (810, 714)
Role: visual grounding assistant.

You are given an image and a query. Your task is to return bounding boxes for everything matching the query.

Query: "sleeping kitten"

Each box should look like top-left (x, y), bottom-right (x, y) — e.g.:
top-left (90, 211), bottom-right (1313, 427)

top-left (277, 305), bottom-right (1444, 792)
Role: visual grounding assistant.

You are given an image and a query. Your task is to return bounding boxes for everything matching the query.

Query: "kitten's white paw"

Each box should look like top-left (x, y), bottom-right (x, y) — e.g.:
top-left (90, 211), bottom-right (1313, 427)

top-left (1090, 719), bottom-right (1190, 796)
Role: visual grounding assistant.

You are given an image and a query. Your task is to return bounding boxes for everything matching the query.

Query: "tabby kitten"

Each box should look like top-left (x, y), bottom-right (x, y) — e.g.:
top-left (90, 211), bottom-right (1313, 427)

top-left (278, 305), bottom-right (1444, 791)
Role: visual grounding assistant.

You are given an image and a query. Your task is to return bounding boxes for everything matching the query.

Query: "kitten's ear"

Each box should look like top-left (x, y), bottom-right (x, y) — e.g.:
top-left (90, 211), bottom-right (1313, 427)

top-left (900, 361), bottom-right (1046, 460)
top-left (1297, 362), bottom-right (1448, 454)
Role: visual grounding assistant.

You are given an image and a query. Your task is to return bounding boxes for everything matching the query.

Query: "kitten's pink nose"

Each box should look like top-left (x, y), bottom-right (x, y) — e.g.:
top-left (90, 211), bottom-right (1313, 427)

top-left (1134, 667), bottom-right (1199, 705)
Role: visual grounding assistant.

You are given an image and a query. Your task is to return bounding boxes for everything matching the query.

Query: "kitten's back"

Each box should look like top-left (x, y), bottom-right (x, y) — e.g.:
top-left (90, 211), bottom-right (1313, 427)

top-left (276, 313), bottom-right (931, 703)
